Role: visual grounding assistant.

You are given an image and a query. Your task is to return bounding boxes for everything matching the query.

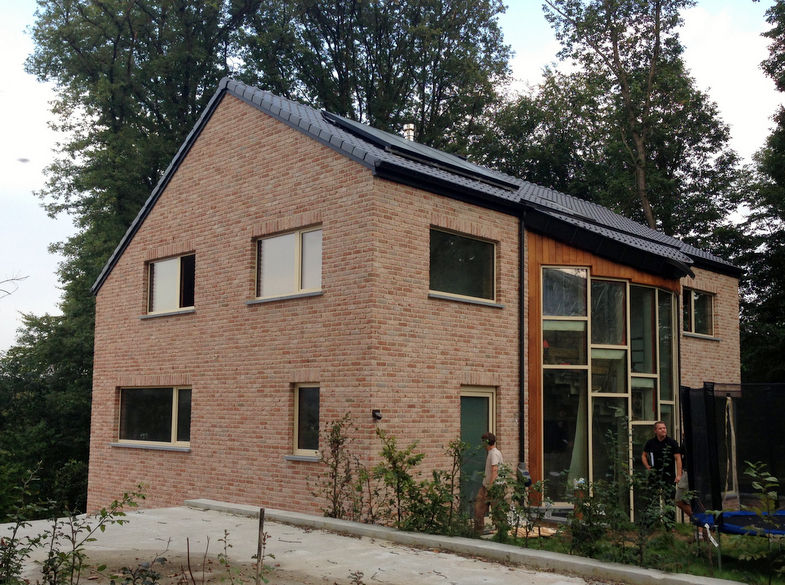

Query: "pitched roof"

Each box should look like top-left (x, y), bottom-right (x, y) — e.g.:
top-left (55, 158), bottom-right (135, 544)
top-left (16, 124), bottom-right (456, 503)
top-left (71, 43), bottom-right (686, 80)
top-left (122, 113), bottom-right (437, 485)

top-left (91, 78), bottom-right (740, 294)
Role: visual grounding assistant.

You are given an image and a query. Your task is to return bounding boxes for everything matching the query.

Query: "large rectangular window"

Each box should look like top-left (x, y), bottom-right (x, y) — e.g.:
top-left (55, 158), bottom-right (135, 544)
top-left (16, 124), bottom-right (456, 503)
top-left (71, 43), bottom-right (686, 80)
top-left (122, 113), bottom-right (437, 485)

top-left (148, 254), bottom-right (195, 313)
top-left (683, 287), bottom-right (714, 336)
top-left (294, 384), bottom-right (320, 456)
top-left (257, 227), bottom-right (322, 298)
top-left (429, 228), bottom-right (495, 301)
top-left (119, 387), bottom-right (191, 445)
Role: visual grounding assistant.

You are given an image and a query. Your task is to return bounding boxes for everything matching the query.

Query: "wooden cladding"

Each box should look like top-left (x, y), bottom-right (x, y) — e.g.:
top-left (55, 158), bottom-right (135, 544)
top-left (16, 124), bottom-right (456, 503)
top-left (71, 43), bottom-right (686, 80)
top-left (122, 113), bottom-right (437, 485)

top-left (525, 232), bottom-right (680, 485)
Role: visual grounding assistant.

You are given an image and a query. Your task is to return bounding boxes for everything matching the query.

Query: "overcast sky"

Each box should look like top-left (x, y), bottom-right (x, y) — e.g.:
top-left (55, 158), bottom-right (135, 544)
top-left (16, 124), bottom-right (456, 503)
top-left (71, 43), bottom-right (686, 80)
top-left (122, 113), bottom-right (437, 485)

top-left (1, 0), bottom-right (782, 352)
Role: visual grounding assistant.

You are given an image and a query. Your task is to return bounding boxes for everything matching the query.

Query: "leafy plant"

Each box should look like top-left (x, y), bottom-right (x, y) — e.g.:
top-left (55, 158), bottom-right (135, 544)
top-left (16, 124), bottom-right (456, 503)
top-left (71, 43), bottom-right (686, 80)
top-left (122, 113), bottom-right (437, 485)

top-left (312, 414), bottom-right (358, 520)
top-left (739, 461), bottom-right (785, 585)
top-left (372, 428), bottom-right (424, 529)
top-left (0, 465), bottom-right (47, 584)
top-left (38, 486), bottom-right (145, 585)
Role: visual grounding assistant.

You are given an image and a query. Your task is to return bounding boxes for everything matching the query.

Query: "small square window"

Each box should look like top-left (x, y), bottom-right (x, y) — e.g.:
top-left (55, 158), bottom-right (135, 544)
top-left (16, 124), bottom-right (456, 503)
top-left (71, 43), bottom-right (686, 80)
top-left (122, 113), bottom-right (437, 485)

top-left (429, 228), bottom-right (495, 301)
top-left (257, 228), bottom-right (322, 298)
top-left (683, 287), bottom-right (714, 336)
top-left (294, 384), bottom-right (320, 456)
top-left (148, 254), bottom-right (195, 313)
top-left (119, 387), bottom-right (191, 445)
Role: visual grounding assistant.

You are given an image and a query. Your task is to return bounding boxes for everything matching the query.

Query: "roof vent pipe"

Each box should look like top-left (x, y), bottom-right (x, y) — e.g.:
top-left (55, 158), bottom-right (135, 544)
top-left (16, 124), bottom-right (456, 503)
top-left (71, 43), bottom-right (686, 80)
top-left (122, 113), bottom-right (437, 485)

top-left (403, 123), bottom-right (415, 141)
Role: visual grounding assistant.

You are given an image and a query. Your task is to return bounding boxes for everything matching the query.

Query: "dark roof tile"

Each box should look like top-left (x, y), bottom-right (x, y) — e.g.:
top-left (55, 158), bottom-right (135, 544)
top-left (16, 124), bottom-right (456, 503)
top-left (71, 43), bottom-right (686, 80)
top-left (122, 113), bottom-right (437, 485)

top-left (91, 78), bottom-right (740, 294)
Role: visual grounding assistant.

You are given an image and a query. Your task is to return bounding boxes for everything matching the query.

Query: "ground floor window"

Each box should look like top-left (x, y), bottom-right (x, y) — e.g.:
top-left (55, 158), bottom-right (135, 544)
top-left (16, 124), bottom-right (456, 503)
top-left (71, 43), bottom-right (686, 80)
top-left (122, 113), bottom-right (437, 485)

top-left (541, 267), bottom-right (677, 507)
top-left (119, 387), bottom-right (191, 445)
top-left (294, 384), bottom-right (320, 456)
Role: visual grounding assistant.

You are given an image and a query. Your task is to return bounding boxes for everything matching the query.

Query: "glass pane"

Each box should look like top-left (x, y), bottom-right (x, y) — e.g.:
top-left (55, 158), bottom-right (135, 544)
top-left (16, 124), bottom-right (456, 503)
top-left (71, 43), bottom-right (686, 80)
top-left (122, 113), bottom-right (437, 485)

top-left (543, 370), bottom-right (588, 502)
top-left (177, 388), bottom-right (192, 442)
top-left (149, 258), bottom-right (180, 312)
top-left (658, 290), bottom-right (674, 401)
top-left (592, 397), bottom-right (629, 501)
top-left (543, 320), bottom-right (587, 365)
top-left (260, 233), bottom-right (297, 297)
top-left (660, 403), bottom-right (674, 436)
top-left (591, 280), bottom-right (626, 345)
top-left (591, 349), bottom-right (628, 394)
top-left (297, 386), bottom-right (320, 451)
top-left (631, 378), bottom-right (657, 421)
top-left (630, 286), bottom-right (656, 373)
top-left (632, 425), bottom-right (651, 472)
top-left (120, 388), bottom-right (173, 442)
top-left (694, 291), bottom-right (713, 335)
top-left (429, 229), bottom-right (494, 300)
top-left (180, 255), bottom-right (195, 308)
top-left (682, 289), bottom-right (692, 332)
top-left (543, 268), bottom-right (587, 317)
top-left (301, 229), bottom-right (322, 291)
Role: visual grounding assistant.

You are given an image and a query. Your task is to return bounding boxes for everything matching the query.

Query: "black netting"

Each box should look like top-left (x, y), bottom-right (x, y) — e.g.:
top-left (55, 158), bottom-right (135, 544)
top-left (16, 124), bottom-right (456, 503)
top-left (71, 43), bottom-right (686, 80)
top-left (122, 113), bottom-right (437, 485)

top-left (682, 383), bottom-right (785, 512)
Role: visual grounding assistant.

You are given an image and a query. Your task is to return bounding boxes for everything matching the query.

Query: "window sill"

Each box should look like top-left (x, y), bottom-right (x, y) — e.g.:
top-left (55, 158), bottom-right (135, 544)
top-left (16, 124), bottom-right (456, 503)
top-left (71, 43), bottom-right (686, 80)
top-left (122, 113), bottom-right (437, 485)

top-left (683, 332), bottom-right (721, 342)
top-left (140, 308), bottom-right (195, 320)
top-left (246, 291), bottom-right (323, 305)
top-left (284, 455), bottom-right (320, 462)
top-left (428, 292), bottom-right (504, 309)
top-left (110, 442), bottom-right (191, 452)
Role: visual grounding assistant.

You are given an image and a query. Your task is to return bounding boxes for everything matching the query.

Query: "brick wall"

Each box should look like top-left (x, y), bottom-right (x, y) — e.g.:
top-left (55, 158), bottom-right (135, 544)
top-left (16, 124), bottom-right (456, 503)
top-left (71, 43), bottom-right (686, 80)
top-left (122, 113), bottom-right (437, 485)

top-left (88, 94), bottom-right (521, 513)
top-left (679, 267), bottom-right (741, 388)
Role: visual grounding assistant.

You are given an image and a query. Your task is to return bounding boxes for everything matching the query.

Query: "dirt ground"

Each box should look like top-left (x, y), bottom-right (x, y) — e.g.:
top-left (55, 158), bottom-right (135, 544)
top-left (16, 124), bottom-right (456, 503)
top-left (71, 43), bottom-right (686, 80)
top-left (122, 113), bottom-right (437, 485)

top-left (82, 550), bottom-right (364, 585)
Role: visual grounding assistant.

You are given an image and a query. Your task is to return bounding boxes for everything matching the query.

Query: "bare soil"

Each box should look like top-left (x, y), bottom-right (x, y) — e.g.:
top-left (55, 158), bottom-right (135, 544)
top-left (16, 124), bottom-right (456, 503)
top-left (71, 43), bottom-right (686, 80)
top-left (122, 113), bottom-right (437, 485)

top-left (82, 550), bottom-right (345, 585)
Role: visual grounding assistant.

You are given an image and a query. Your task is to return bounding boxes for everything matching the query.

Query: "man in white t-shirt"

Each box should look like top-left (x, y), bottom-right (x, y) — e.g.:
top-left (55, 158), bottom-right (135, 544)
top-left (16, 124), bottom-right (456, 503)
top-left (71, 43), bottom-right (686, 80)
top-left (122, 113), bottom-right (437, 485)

top-left (474, 432), bottom-right (504, 534)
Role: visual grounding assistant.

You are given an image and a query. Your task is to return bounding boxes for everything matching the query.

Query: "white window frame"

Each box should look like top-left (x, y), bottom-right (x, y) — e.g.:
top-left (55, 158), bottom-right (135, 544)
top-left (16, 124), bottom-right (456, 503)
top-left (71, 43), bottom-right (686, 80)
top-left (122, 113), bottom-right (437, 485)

top-left (293, 383), bottom-right (320, 457)
top-left (683, 287), bottom-right (715, 337)
top-left (147, 254), bottom-right (195, 314)
top-left (256, 227), bottom-right (322, 300)
top-left (118, 386), bottom-right (191, 446)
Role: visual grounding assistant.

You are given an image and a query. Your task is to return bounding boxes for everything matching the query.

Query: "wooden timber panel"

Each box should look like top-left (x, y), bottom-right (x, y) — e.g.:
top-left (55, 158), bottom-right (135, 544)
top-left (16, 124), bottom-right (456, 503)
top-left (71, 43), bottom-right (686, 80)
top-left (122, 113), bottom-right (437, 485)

top-left (525, 231), bottom-right (680, 485)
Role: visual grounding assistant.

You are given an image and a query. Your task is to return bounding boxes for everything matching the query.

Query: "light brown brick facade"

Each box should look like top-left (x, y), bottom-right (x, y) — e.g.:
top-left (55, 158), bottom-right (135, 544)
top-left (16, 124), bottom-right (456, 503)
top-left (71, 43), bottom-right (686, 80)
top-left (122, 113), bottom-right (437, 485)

top-left (680, 267), bottom-right (741, 388)
top-left (88, 89), bottom-right (740, 513)
top-left (88, 95), bottom-right (521, 511)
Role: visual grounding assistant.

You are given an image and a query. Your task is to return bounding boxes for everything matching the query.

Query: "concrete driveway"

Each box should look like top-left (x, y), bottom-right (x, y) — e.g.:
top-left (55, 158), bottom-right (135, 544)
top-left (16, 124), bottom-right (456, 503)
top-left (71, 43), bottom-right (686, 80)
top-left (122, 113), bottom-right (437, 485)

top-left (7, 500), bottom-right (741, 585)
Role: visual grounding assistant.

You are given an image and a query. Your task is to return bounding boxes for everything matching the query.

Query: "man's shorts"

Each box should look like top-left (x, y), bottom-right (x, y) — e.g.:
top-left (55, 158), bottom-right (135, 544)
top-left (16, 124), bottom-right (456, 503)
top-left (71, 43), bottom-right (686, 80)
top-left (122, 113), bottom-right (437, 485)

top-left (675, 471), bottom-right (689, 501)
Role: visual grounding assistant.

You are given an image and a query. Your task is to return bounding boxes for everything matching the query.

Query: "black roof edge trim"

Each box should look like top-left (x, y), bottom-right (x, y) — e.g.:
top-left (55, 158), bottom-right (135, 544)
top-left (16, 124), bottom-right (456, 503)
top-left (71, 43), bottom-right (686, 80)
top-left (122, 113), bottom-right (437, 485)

top-left (91, 78), bottom-right (232, 295)
top-left (373, 160), bottom-right (520, 216)
top-left (523, 207), bottom-right (693, 280)
top-left (687, 255), bottom-right (743, 279)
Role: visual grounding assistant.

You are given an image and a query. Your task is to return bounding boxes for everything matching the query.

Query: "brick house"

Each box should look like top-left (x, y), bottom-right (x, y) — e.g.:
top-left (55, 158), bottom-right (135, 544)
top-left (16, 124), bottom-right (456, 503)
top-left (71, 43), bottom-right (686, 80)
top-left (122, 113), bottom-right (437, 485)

top-left (87, 78), bottom-right (741, 512)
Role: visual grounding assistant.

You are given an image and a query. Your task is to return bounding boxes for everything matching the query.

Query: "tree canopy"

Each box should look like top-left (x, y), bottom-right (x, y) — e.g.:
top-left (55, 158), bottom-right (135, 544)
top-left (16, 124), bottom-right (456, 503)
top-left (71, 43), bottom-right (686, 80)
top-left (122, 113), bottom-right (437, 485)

top-left (0, 0), bottom-right (513, 517)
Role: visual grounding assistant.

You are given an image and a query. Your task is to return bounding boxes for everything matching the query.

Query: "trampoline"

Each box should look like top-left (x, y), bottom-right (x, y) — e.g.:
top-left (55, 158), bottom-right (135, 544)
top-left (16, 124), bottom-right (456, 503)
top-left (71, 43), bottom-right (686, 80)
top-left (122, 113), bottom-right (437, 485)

top-left (693, 510), bottom-right (785, 536)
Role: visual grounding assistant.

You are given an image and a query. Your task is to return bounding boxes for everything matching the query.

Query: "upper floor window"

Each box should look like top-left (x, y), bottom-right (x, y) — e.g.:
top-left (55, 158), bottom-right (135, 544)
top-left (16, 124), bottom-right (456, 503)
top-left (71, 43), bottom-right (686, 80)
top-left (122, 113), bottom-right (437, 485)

top-left (148, 254), bottom-right (195, 313)
top-left (119, 387), bottom-right (191, 445)
top-left (429, 228), bottom-right (495, 301)
top-left (683, 287), bottom-right (714, 336)
top-left (257, 227), bottom-right (322, 299)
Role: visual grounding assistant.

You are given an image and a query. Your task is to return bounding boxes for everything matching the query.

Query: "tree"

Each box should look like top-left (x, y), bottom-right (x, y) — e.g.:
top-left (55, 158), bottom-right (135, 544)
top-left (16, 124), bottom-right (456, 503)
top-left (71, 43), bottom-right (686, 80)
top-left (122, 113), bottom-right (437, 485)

top-left (0, 276), bottom-right (28, 300)
top-left (240, 0), bottom-right (511, 152)
top-left (725, 0), bottom-right (785, 382)
top-left (538, 0), bottom-right (740, 239)
top-left (10, 0), bottom-right (514, 514)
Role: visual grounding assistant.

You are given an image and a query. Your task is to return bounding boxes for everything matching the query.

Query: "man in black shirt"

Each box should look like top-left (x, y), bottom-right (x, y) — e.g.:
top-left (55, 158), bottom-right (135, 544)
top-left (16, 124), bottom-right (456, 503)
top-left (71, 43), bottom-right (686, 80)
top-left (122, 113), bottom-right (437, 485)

top-left (642, 421), bottom-right (683, 506)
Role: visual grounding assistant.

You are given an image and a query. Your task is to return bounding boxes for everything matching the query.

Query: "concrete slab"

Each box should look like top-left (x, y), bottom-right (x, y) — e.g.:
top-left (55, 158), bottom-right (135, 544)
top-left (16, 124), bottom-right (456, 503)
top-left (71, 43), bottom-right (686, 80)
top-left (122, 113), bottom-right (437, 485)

top-left (5, 500), bottom-right (744, 585)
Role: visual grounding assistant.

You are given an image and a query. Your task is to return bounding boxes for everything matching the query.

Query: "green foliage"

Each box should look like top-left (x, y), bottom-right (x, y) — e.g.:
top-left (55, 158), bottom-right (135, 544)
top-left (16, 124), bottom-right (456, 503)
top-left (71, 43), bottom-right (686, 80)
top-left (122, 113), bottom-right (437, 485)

top-left (38, 486), bottom-right (144, 585)
top-left (739, 461), bottom-right (785, 585)
top-left (108, 556), bottom-right (166, 585)
top-left (509, 479), bottom-right (549, 548)
top-left (473, 0), bottom-right (740, 243)
top-left (240, 0), bottom-right (511, 153)
top-left (312, 414), bottom-right (358, 520)
top-left (373, 428), bottom-right (425, 529)
top-left (404, 440), bottom-right (472, 536)
top-left (0, 467), bottom-right (47, 584)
